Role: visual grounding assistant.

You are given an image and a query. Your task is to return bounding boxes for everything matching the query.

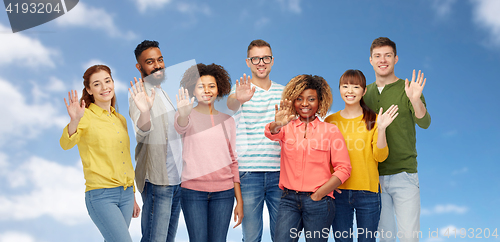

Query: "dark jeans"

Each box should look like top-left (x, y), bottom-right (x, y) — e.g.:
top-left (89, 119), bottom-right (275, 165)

top-left (274, 188), bottom-right (335, 242)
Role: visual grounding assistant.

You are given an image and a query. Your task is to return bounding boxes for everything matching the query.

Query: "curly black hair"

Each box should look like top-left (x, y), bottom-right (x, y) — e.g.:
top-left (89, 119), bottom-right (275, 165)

top-left (180, 63), bottom-right (232, 99)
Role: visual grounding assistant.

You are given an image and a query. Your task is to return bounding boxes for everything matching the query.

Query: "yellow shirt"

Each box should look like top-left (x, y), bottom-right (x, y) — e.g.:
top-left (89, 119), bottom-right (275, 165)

top-left (325, 112), bottom-right (388, 193)
top-left (60, 103), bottom-right (135, 192)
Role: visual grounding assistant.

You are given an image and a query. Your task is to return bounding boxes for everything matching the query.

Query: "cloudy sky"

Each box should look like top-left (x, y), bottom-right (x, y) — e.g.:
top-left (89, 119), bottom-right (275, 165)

top-left (1, 0), bottom-right (499, 241)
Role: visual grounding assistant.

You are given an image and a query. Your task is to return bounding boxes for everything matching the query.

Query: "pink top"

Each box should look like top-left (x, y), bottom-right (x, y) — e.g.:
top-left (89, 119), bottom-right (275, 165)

top-left (265, 117), bottom-right (351, 198)
top-left (174, 109), bottom-right (239, 192)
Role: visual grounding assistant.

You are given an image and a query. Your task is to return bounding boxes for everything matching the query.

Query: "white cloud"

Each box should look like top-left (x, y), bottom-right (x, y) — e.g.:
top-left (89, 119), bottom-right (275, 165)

top-left (276, 0), bottom-right (302, 14)
top-left (0, 78), bottom-right (67, 145)
top-left (429, 0), bottom-right (456, 19)
top-left (452, 167), bottom-right (468, 175)
top-left (0, 24), bottom-right (58, 68)
top-left (47, 77), bottom-right (66, 92)
top-left (55, 2), bottom-right (136, 40)
top-left (471, 0), bottom-right (500, 45)
top-left (135, 0), bottom-right (173, 13)
top-left (439, 225), bottom-right (458, 237)
top-left (0, 155), bottom-right (87, 225)
top-left (421, 204), bottom-right (468, 216)
top-left (0, 232), bottom-right (35, 242)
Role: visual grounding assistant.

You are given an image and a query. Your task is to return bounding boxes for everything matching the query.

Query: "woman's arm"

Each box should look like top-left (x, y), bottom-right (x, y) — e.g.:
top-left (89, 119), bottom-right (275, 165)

top-left (233, 182), bottom-right (244, 228)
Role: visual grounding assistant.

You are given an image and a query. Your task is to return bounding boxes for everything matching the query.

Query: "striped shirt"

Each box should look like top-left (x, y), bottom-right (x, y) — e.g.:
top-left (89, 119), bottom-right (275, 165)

top-left (231, 81), bottom-right (284, 171)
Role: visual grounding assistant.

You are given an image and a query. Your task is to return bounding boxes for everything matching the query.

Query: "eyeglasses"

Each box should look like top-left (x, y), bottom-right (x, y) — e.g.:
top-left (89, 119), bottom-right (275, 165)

top-left (247, 56), bottom-right (273, 65)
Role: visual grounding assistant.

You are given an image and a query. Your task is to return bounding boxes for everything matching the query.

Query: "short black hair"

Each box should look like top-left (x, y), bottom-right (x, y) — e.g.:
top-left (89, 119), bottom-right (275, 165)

top-left (134, 40), bottom-right (159, 60)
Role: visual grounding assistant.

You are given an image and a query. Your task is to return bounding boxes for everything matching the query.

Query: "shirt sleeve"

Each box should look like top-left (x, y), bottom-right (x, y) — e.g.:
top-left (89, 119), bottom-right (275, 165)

top-left (60, 113), bottom-right (90, 150)
top-left (173, 111), bottom-right (191, 135)
top-left (411, 94), bottom-right (431, 129)
top-left (264, 122), bottom-right (285, 141)
top-left (228, 117), bottom-right (240, 183)
top-left (329, 128), bottom-right (352, 184)
top-left (372, 117), bottom-right (389, 163)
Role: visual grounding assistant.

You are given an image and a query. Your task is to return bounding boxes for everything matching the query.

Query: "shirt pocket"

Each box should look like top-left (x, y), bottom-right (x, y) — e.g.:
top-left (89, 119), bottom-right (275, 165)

top-left (309, 142), bottom-right (330, 164)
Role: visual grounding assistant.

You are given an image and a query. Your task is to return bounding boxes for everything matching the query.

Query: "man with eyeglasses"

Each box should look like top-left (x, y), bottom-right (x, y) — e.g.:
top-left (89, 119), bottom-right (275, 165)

top-left (227, 39), bottom-right (284, 242)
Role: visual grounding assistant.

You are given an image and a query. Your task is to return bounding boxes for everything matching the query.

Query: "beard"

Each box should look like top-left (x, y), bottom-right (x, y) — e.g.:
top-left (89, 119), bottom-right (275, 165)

top-left (142, 67), bottom-right (166, 86)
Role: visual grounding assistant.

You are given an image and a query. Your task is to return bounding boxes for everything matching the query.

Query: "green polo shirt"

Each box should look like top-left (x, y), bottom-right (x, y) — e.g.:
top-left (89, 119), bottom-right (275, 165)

top-left (364, 79), bottom-right (431, 176)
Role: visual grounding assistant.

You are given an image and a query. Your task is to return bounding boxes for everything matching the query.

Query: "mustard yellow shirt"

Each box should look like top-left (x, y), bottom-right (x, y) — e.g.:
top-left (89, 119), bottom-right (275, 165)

top-left (325, 112), bottom-right (388, 193)
top-left (60, 103), bottom-right (135, 192)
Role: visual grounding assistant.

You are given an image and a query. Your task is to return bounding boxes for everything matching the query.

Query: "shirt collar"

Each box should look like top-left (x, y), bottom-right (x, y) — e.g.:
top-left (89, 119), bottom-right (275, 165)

top-left (88, 103), bottom-right (115, 117)
top-left (292, 116), bottom-right (320, 129)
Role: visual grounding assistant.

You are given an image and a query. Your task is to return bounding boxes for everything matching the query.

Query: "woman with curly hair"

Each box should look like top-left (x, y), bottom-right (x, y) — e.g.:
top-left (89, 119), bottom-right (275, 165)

top-left (325, 70), bottom-right (398, 242)
top-left (174, 63), bottom-right (243, 241)
top-left (265, 74), bottom-right (351, 242)
top-left (60, 65), bottom-right (144, 242)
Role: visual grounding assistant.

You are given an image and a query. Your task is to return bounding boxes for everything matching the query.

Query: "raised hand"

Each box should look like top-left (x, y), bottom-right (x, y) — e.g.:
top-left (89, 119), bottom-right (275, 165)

top-left (274, 99), bottom-right (295, 127)
top-left (64, 90), bottom-right (85, 121)
top-left (405, 69), bottom-right (426, 102)
top-left (129, 77), bottom-right (155, 113)
top-left (176, 87), bottom-right (195, 118)
top-left (377, 105), bottom-right (399, 130)
top-left (235, 73), bottom-right (256, 104)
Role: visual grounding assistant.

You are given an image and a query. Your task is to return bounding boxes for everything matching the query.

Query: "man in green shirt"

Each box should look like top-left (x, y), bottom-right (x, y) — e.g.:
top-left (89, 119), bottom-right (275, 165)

top-left (364, 37), bottom-right (431, 242)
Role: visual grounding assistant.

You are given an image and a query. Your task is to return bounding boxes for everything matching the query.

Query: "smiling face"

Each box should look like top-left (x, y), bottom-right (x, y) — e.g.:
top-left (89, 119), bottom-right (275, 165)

top-left (136, 47), bottom-right (166, 85)
top-left (86, 70), bottom-right (115, 107)
top-left (340, 83), bottom-right (366, 106)
top-left (193, 75), bottom-right (218, 106)
top-left (246, 46), bottom-right (273, 80)
top-left (294, 88), bottom-right (319, 123)
top-left (370, 45), bottom-right (398, 78)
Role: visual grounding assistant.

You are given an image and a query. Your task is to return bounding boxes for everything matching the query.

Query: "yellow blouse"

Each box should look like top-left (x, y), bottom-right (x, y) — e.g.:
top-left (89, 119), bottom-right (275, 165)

top-left (60, 103), bottom-right (135, 192)
top-left (325, 112), bottom-right (388, 193)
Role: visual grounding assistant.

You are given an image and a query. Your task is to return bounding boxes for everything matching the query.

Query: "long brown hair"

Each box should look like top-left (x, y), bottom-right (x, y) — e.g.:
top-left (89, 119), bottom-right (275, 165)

top-left (339, 70), bottom-right (376, 131)
top-left (81, 65), bottom-right (116, 108)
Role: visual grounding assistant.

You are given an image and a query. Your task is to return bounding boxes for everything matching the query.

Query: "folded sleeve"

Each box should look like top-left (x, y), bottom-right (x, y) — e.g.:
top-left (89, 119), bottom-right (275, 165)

top-left (60, 113), bottom-right (90, 150)
top-left (264, 122), bottom-right (285, 141)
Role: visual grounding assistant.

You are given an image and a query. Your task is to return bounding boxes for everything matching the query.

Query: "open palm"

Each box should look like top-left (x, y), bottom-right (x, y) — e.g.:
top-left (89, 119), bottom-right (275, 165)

top-left (129, 77), bottom-right (155, 113)
top-left (274, 99), bottom-right (295, 127)
top-left (235, 73), bottom-right (256, 104)
top-left (176, 87), bottom-right (195, 118)
top-left (64, 90), bottom-right (85, 121)
top-left (405, 69), bottom-right (426, 102)
top-left (377, 105), bottom-right (399, 130)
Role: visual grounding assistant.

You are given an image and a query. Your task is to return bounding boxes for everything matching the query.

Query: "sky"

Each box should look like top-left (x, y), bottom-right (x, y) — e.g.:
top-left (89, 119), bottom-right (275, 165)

top-left (0, 0), bottom-right (499, 241)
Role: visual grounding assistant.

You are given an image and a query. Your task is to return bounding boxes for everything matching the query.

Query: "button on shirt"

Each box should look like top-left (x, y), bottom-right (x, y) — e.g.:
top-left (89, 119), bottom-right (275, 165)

top-left (60, 103), bottom-right (135, 192)
top-left (265, 118), bottom-right (351, 198)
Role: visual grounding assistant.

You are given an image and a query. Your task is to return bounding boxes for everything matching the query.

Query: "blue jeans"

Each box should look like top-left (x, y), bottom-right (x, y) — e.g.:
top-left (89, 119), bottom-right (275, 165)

top-left (332, 189), bottom-right (381, 242)
top-left (378, 172), bottom-right (420, 242)
top-left (274, 189), bottom-right (334, 242)
top-left (140, 182), bottom-right (181, 242)
top-left (181, 187), bottom-right (235, 242)
top-left (239, 171), bottom-right (281, 242)
top-left (85, 186), bottom-right (134, 242)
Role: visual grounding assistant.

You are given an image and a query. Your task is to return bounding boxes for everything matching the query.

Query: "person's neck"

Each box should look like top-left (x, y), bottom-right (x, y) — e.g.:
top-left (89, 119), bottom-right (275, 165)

top-left (94, 101), bottom-right (112, 114)
top-left (300, 115), bottom-right (316, 124)
top-left (375, 73), bottom-right (399, 87)
top-left (194, 103), bottom-right (218, 115)
top-left (341, 104), bottom-right (363, 119)
top-left (251, 77), bottom-right (271, 91)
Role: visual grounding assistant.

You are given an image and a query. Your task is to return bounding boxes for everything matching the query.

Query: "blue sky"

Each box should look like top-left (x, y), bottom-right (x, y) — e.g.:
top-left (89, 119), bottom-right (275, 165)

top-left (0, 0), bottom-right (499, 241)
